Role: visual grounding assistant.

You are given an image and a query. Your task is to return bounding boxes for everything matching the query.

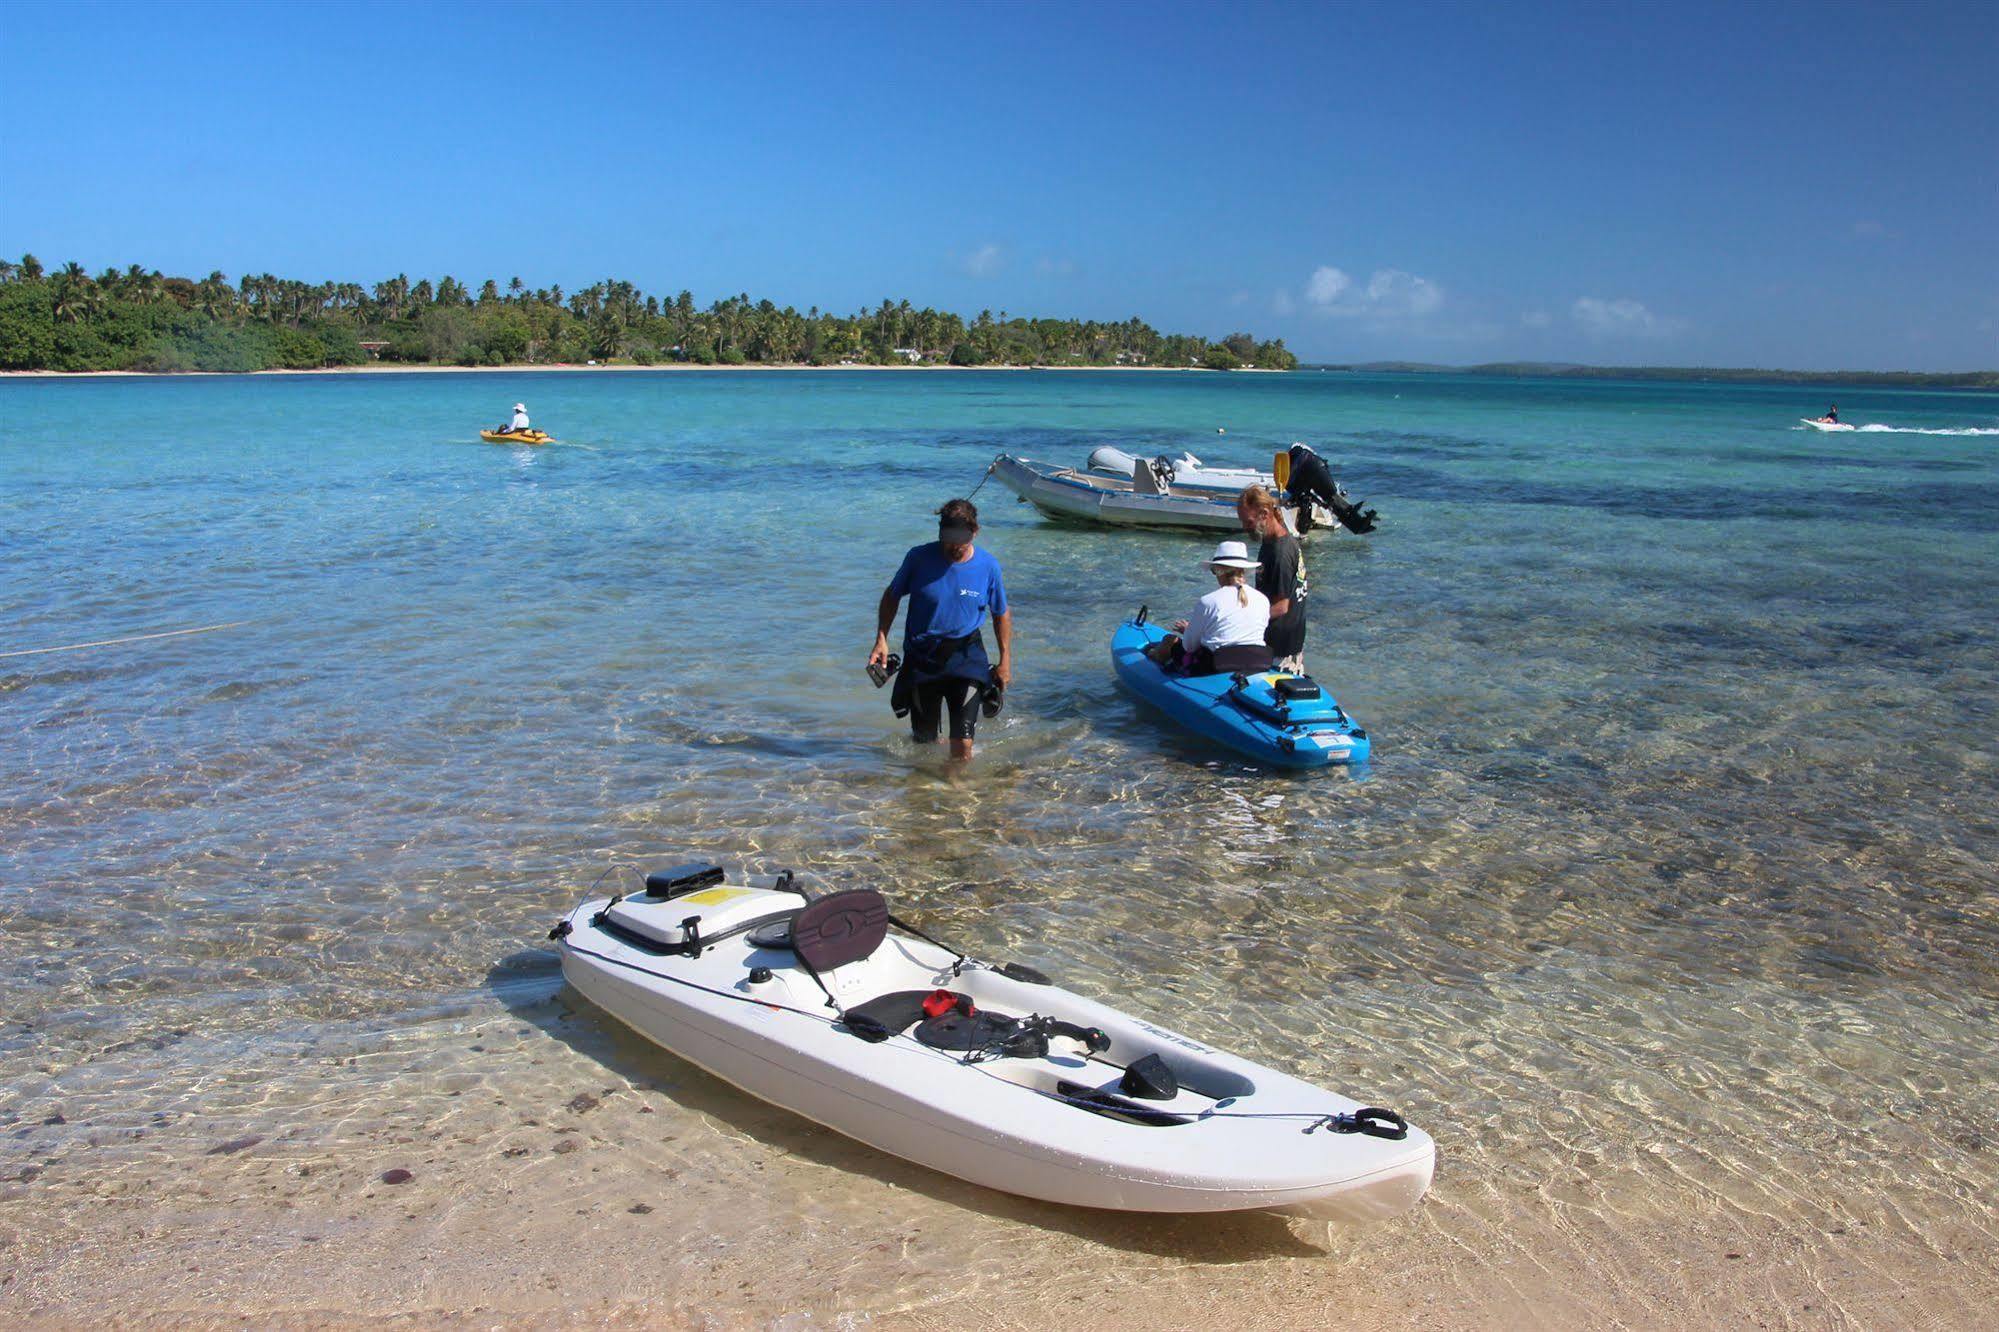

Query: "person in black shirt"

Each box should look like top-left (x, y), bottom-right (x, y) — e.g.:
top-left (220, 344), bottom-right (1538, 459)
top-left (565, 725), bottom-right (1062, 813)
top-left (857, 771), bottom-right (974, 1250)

top-left (1237, 485), bottom-right (1307, 672)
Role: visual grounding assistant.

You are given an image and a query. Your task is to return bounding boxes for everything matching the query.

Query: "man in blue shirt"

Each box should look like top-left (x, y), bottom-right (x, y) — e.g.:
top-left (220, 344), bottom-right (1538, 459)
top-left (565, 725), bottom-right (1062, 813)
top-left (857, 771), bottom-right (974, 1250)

top-left (870, 498), bottom-right (1012, 762)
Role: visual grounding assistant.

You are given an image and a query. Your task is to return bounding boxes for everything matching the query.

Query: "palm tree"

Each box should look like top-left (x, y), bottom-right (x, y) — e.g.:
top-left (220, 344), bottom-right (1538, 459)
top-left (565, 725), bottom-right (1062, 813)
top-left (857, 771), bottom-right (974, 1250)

top-left (373, 274), bottom-right (410, 320)
top-left (52, 262), bottom-right (94, 322)
top-left (20, 254), bottom-right (44, 282)
top-left (196, 271), bottom-right (235, 319)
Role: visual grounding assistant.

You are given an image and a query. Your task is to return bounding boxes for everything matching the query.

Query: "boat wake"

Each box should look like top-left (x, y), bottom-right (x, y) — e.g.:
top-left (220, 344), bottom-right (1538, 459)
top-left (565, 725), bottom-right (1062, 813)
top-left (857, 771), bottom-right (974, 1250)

top-left (1859, 424), bottom-right (1999, 436)
top-left (1797, 423), bottom-right (1999, 436)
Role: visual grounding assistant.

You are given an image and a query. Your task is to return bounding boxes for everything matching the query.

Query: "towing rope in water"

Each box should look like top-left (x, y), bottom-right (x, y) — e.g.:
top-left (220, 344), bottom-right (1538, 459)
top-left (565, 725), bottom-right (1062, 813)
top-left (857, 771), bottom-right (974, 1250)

top-left (0, 619), bottom-right (252, 661)
top-left (965, 459), bottom-right (997, 501)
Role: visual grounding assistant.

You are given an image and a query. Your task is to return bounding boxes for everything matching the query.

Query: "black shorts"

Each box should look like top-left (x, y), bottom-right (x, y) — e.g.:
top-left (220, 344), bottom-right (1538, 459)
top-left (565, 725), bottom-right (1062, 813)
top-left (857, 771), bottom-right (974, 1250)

top-left (908, 676), bottom-right (979, 743)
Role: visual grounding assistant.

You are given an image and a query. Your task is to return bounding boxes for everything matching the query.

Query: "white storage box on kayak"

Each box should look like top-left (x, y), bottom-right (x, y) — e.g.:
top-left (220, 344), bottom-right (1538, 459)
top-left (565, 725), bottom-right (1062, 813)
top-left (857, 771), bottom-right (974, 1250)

top-left (604, 885), bottom-right (806, 949)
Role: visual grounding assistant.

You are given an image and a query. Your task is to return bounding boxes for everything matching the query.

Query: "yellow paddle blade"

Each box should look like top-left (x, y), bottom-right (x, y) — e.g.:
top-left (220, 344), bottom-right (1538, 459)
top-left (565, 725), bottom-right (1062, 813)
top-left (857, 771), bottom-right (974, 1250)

top-left (1273, 449), bottom-right (1290, 490)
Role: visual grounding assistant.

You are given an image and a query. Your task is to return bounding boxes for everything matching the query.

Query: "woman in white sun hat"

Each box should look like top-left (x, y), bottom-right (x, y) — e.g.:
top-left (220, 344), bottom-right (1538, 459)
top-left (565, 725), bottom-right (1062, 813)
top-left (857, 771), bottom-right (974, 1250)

top-left (1161, 539), bottom-right (1273, 676)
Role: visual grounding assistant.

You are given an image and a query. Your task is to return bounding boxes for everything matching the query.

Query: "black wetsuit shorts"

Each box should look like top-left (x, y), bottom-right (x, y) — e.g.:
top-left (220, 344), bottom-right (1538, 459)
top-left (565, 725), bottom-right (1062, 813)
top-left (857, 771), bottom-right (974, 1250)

top-left (907, 676), bottom-right (979, 743)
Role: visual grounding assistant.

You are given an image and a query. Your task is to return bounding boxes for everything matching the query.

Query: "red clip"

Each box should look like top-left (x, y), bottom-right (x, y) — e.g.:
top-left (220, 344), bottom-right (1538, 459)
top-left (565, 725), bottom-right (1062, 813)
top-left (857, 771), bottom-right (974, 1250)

top-left (921, 989), bottom-right (973, 1019)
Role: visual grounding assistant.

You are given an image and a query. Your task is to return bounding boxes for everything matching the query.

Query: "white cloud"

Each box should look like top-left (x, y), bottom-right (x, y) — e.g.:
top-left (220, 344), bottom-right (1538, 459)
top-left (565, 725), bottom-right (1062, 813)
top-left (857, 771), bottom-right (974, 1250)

top-left (1305, 266), bottom-right (1351, 305)
top-left (1360, 269), bottom-right (1443, 317)
top-left (1572, 296), bottom-right (1681, 338)
top-left (962, 243), bottom-right (1004, 278)
top-left (1521, 309), bottom-right (1553, 329)
top-left (1301, 265), bottom-right (1442, 319)
top-left (1271, 288), bottom-right (1296, 316)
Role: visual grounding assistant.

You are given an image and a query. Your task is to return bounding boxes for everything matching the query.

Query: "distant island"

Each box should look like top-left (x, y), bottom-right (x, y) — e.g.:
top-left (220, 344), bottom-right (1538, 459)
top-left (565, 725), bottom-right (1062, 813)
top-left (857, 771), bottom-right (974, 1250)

top-left (1311, 361), bottom-right (1999, 390)
top-left (0, 255), bottom-right (1296, 374)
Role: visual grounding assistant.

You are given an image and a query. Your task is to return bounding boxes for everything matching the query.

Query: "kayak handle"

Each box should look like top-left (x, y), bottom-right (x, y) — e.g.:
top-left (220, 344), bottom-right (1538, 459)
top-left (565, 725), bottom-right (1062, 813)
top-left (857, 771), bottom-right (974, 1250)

top-left (1305, 1107), bottom-right (1408, 1140)
top-left (1134, 604), bottom-right (1149, 626)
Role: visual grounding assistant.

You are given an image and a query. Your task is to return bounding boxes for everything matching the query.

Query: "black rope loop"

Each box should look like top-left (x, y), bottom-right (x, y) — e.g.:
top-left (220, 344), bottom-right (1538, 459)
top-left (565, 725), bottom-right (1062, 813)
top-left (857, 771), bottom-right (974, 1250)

top-left (1305, 1107), bottom-right (1408, 1140)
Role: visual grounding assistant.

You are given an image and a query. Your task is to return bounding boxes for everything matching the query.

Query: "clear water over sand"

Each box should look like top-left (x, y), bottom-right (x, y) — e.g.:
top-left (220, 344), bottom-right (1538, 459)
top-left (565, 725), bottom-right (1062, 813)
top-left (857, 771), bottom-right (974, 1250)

top-left (3, 369), bottom-right (1996, 1327)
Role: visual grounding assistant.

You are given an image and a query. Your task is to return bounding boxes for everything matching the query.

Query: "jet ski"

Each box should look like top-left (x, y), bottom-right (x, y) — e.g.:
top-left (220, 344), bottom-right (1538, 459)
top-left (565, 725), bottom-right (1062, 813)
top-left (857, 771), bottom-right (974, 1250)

top-left (1800, 418), bottom-right (1854, 432)
top-left (552, 863), bottom-right (1432, 1218)
top-left (1111, 613), bottom-right (1371, 768)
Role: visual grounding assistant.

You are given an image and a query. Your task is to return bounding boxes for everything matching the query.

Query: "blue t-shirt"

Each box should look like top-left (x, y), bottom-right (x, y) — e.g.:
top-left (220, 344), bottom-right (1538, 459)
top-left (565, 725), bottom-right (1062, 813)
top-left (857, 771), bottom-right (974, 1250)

top-left (889, 543), bottom-right (1008, 647)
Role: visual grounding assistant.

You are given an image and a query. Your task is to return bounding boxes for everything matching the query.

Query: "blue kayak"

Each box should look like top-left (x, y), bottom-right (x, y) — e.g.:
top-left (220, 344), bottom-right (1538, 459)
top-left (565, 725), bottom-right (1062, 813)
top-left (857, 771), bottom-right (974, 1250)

top-left (1110, 617), bottom-right (1371, 769)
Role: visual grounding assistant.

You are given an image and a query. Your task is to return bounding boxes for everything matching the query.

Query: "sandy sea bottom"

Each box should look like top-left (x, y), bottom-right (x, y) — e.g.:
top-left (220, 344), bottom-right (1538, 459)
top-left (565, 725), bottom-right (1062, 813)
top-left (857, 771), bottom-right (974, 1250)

top-left (2, 369), bottom-right (1996, 1327)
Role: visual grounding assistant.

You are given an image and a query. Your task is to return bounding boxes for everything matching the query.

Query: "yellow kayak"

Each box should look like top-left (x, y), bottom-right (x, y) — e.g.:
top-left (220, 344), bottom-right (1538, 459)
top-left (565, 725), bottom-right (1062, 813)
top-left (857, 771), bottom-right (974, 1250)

top-left (480, 429), bottom-right (554, 445)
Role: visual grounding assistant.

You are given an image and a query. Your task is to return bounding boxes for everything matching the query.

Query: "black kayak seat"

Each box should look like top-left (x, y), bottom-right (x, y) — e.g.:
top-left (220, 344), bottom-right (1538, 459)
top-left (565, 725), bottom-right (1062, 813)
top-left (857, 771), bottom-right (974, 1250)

top-left (791, 889), bottom-right (890, 974)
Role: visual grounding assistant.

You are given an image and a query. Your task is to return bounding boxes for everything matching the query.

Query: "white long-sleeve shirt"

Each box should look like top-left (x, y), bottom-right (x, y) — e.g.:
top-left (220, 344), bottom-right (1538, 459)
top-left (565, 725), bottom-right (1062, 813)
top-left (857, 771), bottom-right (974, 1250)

top-left (508, 408), bottom-right (530, 431)
top-left (1181, 583), bottom-right (1270, 658)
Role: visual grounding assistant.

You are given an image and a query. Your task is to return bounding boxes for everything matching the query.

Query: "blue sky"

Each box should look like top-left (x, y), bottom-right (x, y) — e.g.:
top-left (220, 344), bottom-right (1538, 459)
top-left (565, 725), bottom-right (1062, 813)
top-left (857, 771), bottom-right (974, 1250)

top-left (5, 0), bottom-right (1994, 368)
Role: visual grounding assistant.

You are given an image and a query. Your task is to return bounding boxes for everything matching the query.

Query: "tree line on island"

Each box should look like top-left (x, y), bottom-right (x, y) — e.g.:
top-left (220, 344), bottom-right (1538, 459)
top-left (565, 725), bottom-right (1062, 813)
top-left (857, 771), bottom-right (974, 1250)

top-left (0, 255), bottom-right (1297, 373)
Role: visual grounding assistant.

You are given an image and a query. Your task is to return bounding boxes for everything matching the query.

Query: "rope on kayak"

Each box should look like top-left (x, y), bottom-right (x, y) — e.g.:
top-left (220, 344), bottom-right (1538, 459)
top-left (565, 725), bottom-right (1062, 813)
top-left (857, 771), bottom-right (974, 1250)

top-left (0, 619), bottom-right (251, 661)
top-left (550, 919), bottom-right (1408, 1139)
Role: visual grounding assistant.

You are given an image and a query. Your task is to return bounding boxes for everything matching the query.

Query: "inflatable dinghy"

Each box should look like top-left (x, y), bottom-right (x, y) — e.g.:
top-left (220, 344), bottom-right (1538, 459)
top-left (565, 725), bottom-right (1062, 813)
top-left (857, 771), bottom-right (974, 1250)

top-left (1111, 614), bottom-right (1371, 768)
top-left (1087, 446), bottom-right (1270, 496)
top-left (553, 864), bottom-right (1432, 1218)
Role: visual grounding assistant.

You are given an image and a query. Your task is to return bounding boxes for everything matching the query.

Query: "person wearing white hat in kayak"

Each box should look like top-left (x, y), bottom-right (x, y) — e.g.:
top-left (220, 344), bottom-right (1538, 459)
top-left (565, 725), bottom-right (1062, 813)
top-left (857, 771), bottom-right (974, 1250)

top-left (1150, 540), bottom-right (1273, 676)
top-left (498, 402), bottom-right (531, 434)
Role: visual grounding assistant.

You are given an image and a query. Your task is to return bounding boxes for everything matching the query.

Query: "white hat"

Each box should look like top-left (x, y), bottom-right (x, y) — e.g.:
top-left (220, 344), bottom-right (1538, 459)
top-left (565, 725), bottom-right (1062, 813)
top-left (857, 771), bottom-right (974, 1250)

top-left (514, 403), bottom-right (526, 411)
top-left (1203, 539), bottom-right (1259, 571)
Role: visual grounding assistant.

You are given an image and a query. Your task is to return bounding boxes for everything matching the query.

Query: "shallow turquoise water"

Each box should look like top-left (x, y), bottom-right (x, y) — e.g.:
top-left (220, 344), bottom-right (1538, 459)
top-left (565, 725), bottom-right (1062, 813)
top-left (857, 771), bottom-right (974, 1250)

top-left (3, 368), bottom-right (1996, 1318)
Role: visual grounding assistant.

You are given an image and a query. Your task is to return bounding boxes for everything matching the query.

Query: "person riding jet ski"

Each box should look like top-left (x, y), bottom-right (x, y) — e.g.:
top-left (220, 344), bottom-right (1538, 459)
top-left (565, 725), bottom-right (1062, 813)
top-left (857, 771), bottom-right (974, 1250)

top-left (1285, 443), bottom-right (1378, 535)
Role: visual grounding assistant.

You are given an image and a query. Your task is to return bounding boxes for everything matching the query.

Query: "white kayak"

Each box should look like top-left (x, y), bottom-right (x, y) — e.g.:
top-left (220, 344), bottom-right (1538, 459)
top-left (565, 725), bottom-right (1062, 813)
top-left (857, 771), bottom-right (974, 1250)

top-left (1801, 418), bottom-right (1855, 431)
top-left (1087, 446), bottom-right (1271, 496)
top-left (553, 864), bottom-right (1435, 1219)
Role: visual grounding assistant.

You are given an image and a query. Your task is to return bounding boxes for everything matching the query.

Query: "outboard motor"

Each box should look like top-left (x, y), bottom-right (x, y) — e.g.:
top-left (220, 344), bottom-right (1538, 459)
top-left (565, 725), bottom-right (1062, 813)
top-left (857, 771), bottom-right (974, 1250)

top-left (1287, 444), bottom-right (1378, 534)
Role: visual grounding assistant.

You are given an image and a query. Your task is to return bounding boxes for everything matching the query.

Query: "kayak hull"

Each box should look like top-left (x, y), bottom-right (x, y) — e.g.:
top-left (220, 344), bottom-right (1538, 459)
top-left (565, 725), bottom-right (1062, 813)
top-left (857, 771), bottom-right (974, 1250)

top-left (1110, 618), bottom-right (1370, 768)
top-left (480, 429), bottom-right (553, 445)
top-left (557, 883), bottom-right (1432, 1218)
